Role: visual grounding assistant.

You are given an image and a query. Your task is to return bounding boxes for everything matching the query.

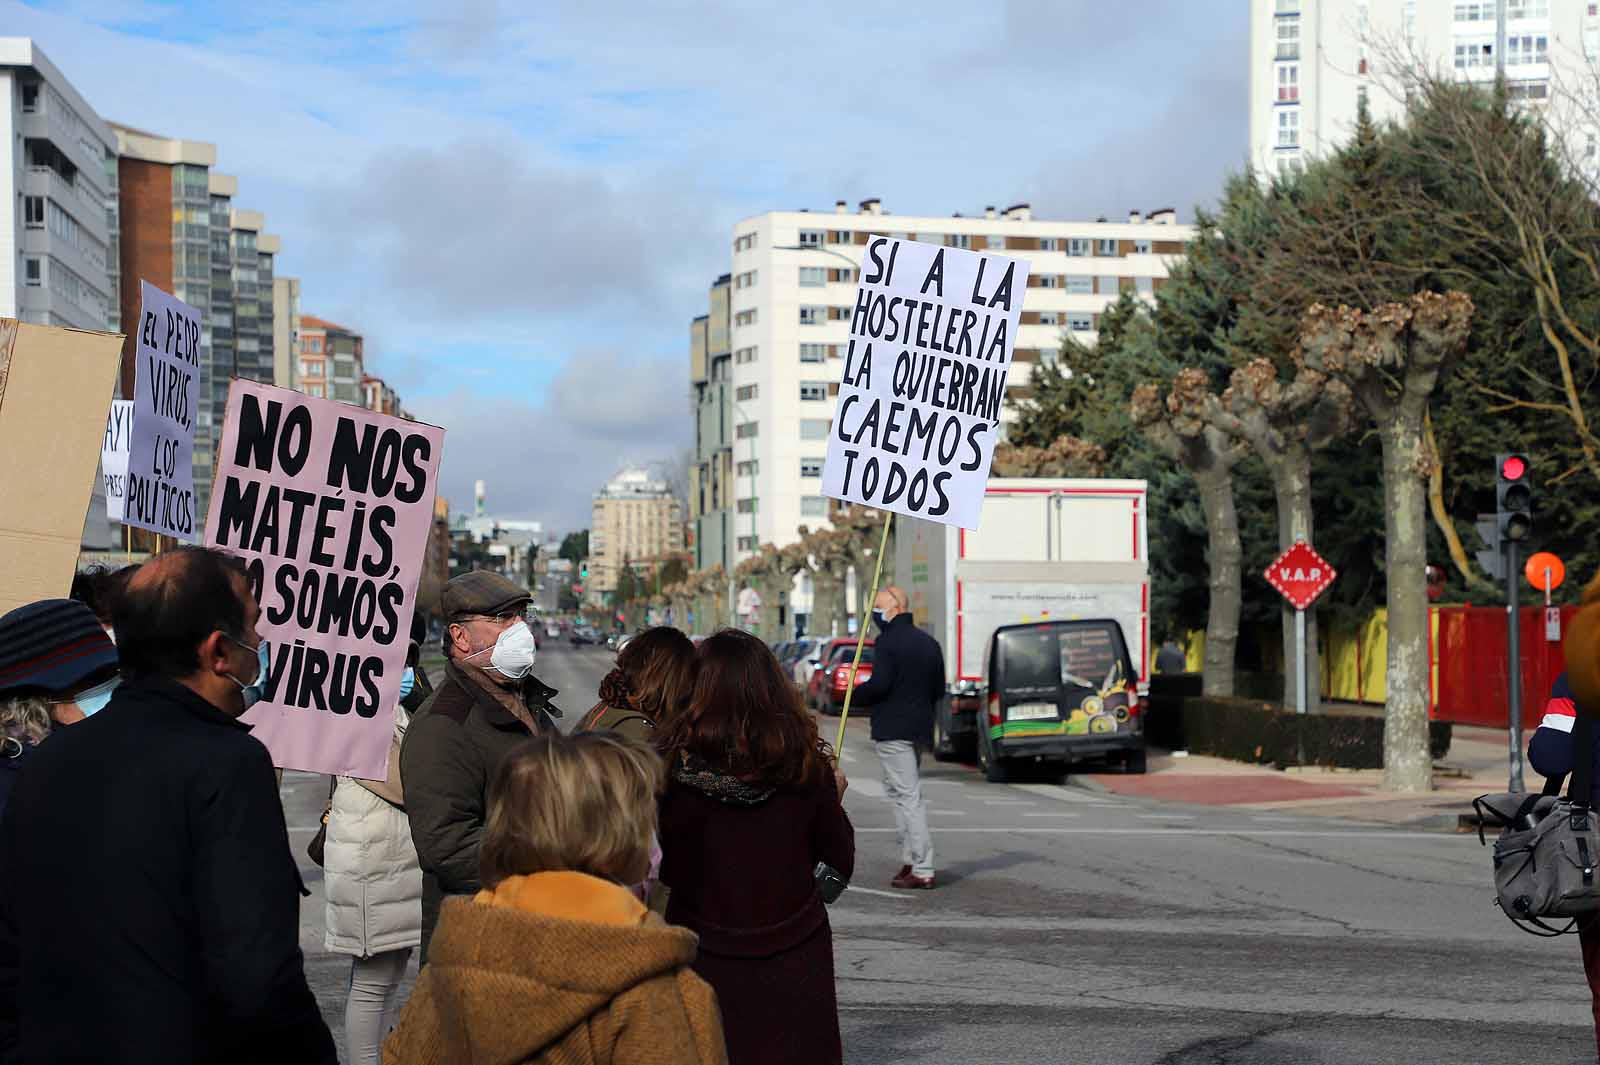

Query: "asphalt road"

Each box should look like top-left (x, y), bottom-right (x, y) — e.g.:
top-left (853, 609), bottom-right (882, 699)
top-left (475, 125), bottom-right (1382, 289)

top-left (287, 641), bottom-right (1599, 1064)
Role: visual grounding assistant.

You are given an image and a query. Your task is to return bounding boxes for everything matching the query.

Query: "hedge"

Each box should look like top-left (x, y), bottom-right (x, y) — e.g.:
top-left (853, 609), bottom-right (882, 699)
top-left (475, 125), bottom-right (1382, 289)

top-left (1143, 676), bottom-right (1452, 769)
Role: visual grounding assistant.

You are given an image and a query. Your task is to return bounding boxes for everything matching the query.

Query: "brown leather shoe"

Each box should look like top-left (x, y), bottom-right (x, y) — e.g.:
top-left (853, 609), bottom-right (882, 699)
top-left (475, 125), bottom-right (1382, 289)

top-left (891, 871), bottom-right (936, 890)
top-left (893, 865), bottom-right (912, 883)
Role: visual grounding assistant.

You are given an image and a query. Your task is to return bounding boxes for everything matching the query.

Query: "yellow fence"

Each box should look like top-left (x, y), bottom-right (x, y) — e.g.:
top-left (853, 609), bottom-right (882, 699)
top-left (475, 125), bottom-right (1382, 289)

top-left (1183, 608), bottom-right (1445, 706)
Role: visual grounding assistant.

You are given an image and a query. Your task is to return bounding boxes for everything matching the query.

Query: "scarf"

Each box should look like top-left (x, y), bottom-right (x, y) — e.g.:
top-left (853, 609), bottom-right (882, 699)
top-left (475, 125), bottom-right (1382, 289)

top-left (671, 751), bottom-right (775, 806)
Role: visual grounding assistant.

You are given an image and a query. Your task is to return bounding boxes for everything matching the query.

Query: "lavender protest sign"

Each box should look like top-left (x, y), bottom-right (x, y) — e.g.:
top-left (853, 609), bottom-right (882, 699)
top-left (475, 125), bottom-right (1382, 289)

top-left (206, 379), bottom-right (445, 778)
top-left (821, 236), bottom-right (1029, 530)
top-left (126, 282), bottom-right (200, 540)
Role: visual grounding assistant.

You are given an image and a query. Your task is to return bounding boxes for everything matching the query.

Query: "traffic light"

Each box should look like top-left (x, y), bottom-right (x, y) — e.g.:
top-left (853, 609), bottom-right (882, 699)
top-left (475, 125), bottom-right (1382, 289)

top-left (1496, 453), bottom-right (1532, 543)
top-left (579, 561), bottom-right (589, 580)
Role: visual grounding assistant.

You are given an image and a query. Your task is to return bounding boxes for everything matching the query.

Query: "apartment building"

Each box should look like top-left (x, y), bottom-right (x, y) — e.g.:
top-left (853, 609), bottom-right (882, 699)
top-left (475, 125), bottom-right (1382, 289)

top-left (689, 274), bottom-right (734, 574)
top-left (361, 373), bottom-right (402, 416)
top-left (272, 276), bottom-right (301, 389)
top-left (297, 315), bottom-right (363, 402)
top-left (1, 38), bottom-right (117, 333)
top-left (718, 199), bottom-right (1192, 566)
top-left (1250, 0), bottom-right (1596, 177)
top-left (113, 124), bottom-right (283, 528)
top-left (589, 467), bottom-right (686, 599)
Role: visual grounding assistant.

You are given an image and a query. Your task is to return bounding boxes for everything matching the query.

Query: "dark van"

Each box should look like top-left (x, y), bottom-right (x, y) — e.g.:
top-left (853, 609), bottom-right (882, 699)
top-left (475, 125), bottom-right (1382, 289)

top-left (977, 619), bottom-right (1145, 782)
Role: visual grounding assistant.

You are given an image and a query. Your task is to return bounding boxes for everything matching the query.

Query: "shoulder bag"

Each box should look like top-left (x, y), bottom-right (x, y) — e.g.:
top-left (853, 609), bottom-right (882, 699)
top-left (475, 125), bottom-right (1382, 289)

top-left (1474, 713), bottom-right (1600, 935)
top-left (306, 776), bottom-right (336, 868)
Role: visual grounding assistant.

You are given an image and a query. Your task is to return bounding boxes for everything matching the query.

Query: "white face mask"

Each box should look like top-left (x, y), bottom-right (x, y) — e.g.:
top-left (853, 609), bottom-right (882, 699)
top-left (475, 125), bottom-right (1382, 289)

top-left (469, 620), bottom-right (537, 680)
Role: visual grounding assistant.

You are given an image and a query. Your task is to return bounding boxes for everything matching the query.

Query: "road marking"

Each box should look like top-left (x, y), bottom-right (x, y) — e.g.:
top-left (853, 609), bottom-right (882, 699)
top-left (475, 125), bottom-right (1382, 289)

top-left (854, 828), bottom-right (1456, 839)
top-left (840, 748), bottom-right (857, 764)
top-left (1009, 784), bottom-right (1116, 806)
top-left (929, 809), bottom-right (967, 815)
top-left (845, 886), bottom-right (914, 900)
top-left (1022, 812), bottom-right (1080, 818)
top-left (1136, 814), bottom-right (1197, 820)
top-left (982, 799), bottom-right (1035, 806)
top-left (851, 778), bottom-right (886, 798)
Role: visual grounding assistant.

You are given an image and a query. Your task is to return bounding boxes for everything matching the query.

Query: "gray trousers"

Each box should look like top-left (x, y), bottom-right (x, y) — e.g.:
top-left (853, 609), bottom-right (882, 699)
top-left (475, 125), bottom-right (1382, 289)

top-left (875, 739), bottom-right (934, 877)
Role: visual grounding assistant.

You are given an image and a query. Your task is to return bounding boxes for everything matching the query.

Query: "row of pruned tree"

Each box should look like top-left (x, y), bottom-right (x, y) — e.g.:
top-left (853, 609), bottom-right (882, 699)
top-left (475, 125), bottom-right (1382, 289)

top-left (1008, 73), bottom-right (1600, 792)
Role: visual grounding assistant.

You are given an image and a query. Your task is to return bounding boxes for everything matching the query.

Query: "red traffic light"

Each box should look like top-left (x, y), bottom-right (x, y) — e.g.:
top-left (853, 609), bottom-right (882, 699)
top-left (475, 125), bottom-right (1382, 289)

top-left (1501, 455), bottom-right (1528, 481)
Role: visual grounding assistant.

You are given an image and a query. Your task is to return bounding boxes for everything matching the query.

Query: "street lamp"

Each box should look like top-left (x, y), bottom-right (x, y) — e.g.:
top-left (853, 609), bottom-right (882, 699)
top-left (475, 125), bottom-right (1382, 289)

top-left (771, 243), bottom-right (862, 271)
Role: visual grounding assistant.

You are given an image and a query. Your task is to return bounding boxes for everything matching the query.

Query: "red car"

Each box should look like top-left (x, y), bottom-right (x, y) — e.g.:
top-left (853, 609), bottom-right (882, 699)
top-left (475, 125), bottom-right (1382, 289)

top-left (808, 640), bottom-right (874, 715)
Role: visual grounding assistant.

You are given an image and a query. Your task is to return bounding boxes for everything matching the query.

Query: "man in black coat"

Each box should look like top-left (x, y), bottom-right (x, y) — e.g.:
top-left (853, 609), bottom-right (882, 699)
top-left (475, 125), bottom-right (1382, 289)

top-left (0, 547), bottom-right (335, 1064)
top-left (848, 585), bottom-right (945, 890)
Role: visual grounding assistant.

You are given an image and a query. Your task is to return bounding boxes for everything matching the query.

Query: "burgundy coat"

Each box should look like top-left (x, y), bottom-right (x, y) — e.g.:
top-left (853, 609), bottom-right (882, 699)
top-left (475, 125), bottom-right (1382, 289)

top-left (658, 761), bottom-right (855, 1065)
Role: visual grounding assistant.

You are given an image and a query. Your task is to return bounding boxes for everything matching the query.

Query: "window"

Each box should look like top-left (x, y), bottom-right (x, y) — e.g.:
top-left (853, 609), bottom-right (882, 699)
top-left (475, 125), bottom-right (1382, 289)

top-left (311, 337), bottom-right (324, 353)
top-left (1508, 79), bottom-right (1549, 99)
top-left (19, 83), bottom-right (37, 112)
top-left (735, 309), bottom-right (758, 327)
top-left (1136, 276), bottom-right (1155, 295)
top-left (1134, 239), bottom-right (1152, 254)
top-left (1034, 275), bottom-right (1059, 289)
top-left (1507, 0), bottom-right (1548, 17)
top-left (1067, 237), bottom-right (1091, 257)
top-left (798, 229), bottom-right (824, 248)
top-left (23, 196), bottom-right (44, 228)
top-left (1455, 41), bottom-right (1494, 68)
top-left (950, 234), bottom-right (973, 249)
top-left (308, 383), bottom-right (324, 398)
top-left (1277, 108), bottom-right (1300, 148)
top-left (828, 229), bottom-right (853, 244)
top-left (736, 421), bottom-right (759, 439)
top-left (1276, 18), bottom-right (1299, 59)
top-left (1038, 238), bottom-right (1059, 251)
top-left (1506, 35), bottom-right (1548, 66)
top-left (799, 343), bottom-right (828, 363)
top-left (735, 345), bottom-right (759, 364)
top-left (736, 460), bottom-right (759, 477)
top-left (735, 270), bottom-right (758, 289)
top-left (1067, 314), bottom-right (1094, 332)
top-left (799, 266), bottom-right (827, 287)
top-left (1275, 0), bottom-right (1297, 10)
top-left (1587, 26), bottom-right (1599, 60)
top-left (801, 496), bottom-right (828, 517)
top-left (800, 381), bottom-right (828, 401)
top-left (1277, 64), bottom-right (1299, 102)
top-left (736, 498), bottom-right (757, 514)
top-left (1037, 312), bottom-right (1061, 325)
top-left (737, 536), bottom-right (757, 552)
top-left (1098, 275), bottom-right (1120, 294)
top-left (1095, 238), bottom-right (1118, 256)
top-left (800, 458), bottom-right (824, 478)
top-left (23, 258), bottom-right (41, 286)
top-left (736, 384), bottom-right (758, 401)
top-left (734, 232), bottom-right (757, 253)
top-left (1454, 1), bottom-right (1489, 18)
top-left (800, 419), bottom-right (831, 440)
top-left (1066, 276), bottom-right (1093, 294)
top-left (799, 305), bottom-right (824, 325)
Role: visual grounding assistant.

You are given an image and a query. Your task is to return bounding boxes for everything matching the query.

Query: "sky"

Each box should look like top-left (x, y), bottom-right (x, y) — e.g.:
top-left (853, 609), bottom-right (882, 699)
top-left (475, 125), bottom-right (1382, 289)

top-left (11, 0), bottom-right (1249, 534)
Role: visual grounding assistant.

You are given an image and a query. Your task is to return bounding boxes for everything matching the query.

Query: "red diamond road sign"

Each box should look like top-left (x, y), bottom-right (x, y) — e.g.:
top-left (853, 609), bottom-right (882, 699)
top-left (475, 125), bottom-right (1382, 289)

top-left (1265, 541), bottom-right (1337, 611)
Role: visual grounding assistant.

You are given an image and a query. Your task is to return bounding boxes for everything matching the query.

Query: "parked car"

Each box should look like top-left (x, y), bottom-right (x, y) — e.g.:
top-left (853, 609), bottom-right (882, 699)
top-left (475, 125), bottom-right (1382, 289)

top-left (976, 618), bottom-right (1145, 783)
top-left (786, 638), bottom-right (824, 687)
top-left (570, 626), bottom-right (600, 646)
top-left (821, 646), bottom-right (875, 715)
top-left (806, 639), bottom-right (874, 713)
top-left (545, 622), bottom-right (562, 639)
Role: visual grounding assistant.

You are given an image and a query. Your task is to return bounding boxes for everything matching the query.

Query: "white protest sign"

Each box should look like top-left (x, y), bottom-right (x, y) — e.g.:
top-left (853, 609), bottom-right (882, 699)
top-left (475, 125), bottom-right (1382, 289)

top-left (821, 237), bottom-right (1029, 530)
top-left (100, 400), bottom-right (134, 521)
top-left (206, 379), bottom-right (445, 779)
top-left (126, 281), bottom-right (200, 540)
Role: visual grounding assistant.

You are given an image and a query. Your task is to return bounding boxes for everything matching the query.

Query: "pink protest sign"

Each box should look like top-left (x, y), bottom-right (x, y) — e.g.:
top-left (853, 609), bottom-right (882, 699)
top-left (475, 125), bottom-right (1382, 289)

top-left (205, 379), bottom-right (445, 778)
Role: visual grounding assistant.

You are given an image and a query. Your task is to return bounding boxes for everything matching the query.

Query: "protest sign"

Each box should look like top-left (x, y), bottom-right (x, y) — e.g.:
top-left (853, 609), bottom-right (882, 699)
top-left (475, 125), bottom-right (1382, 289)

top-left (0, 320), bottom-right (123, 614)
top-left (126, 281), bottom-right (200, 541)
top-left (101, 400), bottom-right (133, 521)
top-left (206, 379), bottom-right (445, 778)
top-left (821, 236), bottom-right (1029, 530)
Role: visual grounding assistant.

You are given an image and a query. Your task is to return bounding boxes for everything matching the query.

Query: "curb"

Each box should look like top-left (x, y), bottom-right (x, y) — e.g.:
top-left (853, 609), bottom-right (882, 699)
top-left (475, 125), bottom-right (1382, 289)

top-left (1065, 774), bottom-right (1111, 795)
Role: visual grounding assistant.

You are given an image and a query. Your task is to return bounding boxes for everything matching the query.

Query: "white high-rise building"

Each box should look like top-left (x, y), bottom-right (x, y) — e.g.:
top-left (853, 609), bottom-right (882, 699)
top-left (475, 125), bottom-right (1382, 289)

top-left (1249, 0), bottom-right (1597, 177)
top-left (0, 38), bottom-right (117, 333)
top-left (718, 200), bottom-right (1194, 570)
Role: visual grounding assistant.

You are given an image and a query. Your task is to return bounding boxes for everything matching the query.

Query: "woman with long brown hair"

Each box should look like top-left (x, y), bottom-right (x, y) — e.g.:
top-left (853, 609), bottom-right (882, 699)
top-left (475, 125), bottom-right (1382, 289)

top-left (579, 627), bottom-right (697, 741)
top-left (655, 628), bottom-right (855, 1065)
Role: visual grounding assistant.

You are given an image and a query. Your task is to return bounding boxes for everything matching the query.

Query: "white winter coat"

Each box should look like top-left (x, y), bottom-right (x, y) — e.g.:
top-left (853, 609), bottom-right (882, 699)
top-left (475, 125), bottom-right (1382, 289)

top-left (323, 706), bottom-right (422, 957)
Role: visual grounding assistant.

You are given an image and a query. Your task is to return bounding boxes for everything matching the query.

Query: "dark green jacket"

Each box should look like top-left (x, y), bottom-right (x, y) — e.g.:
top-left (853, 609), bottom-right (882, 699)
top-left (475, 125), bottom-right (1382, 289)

top-left (400, 661), bottom-right (561, 960)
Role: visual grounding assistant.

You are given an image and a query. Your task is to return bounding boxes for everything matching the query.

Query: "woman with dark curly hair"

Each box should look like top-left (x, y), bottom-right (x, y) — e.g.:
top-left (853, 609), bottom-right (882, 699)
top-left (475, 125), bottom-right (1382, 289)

top-left (655, 628), bottom-right (855, 1065)
top-left (578, 626), bottom-right (697, 742)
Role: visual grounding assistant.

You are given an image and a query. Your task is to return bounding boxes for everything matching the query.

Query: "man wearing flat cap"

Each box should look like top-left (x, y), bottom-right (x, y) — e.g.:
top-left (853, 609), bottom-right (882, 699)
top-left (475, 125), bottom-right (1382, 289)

top-left (401, 570), bottom-right (562, 960)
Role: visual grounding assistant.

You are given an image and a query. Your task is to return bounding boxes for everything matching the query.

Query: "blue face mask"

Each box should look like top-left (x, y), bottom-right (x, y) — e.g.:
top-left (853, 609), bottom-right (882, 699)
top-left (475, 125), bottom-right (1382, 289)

top-left (225, 635), bottom-right (271, 711)
top-left (67, 676), bottom-right (121, 718)
top-left (399, 667), bottom-right (416, 699)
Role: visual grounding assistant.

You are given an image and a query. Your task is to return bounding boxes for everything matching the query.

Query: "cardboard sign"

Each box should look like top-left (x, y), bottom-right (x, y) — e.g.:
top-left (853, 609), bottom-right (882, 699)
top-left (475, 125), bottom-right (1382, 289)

top-left (206, 379), bottom-right (445, 778)
top-left (0, 320), bottom-right (123, 615)
top-left (126, 281), bottom-right (200, 541)
top-left (101, 400), bottom-right (134, 521)
top-left (821, 236), bottom-right (1029, 530)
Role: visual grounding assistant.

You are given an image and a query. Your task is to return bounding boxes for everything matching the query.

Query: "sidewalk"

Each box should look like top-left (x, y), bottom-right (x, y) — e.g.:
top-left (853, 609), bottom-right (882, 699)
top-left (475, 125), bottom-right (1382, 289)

top-left (1070, 724), bottom-right (1548, 830)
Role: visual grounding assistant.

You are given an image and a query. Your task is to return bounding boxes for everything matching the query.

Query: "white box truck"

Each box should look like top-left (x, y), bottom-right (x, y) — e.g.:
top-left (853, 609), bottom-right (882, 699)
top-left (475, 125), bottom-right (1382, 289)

top-left (899, 478), bottom-right (1151, 777)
